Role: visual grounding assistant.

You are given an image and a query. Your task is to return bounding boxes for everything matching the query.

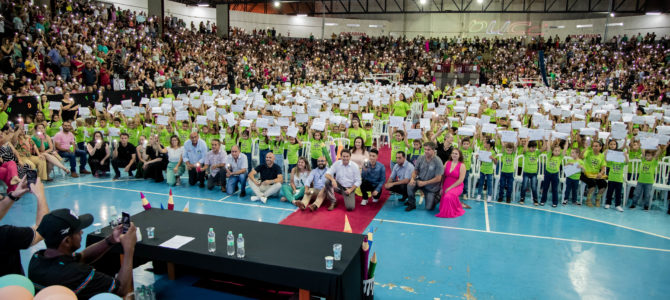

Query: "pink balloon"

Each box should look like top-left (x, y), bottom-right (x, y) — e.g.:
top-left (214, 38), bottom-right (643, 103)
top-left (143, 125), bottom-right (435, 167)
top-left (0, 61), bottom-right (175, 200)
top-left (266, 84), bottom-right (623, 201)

top-left (34, 285), bottom-right (76, 300)
top-left (0, 285), bottom-right (33, 300)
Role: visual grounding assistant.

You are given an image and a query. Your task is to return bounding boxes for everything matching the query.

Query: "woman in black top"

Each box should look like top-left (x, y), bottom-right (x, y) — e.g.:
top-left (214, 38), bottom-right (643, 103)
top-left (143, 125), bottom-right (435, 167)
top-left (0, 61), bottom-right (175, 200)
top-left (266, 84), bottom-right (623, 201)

top-left (86, 131), bottom-right (110, 177)
top-left (143, 135), bottom-right (168, 182)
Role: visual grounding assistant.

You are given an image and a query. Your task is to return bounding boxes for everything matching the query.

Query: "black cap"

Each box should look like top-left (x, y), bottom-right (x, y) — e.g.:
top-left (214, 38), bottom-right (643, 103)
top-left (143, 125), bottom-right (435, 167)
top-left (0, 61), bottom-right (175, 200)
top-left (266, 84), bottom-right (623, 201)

top-left (37, 209), bottom-right (94, 248)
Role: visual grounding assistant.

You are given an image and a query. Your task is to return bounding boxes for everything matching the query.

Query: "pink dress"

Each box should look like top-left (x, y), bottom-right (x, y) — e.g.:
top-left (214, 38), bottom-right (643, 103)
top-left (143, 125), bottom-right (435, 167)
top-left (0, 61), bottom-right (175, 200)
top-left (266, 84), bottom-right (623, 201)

top-left (435, 161), bottom-right (465, 218)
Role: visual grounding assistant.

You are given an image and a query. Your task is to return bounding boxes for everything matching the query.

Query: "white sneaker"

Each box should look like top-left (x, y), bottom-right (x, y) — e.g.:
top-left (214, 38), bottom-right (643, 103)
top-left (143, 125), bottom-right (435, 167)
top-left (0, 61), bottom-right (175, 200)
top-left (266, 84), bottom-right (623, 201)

top-left (372, 198), bottom-right (378, 203)
top-left (476, 195), bottom-right (482, 201)
top-left (260, 197), bottom-right (268, 204)
top-left (486, 196), bottom-right (492, 203)
top-left (616, 206), bottom-right (624, 212)
top-left (604, 204), bottom-right (610, 209)
top-left (251, 196), bottom-right (259, 202)
top-left (361, 199), bottom-right (368, 206)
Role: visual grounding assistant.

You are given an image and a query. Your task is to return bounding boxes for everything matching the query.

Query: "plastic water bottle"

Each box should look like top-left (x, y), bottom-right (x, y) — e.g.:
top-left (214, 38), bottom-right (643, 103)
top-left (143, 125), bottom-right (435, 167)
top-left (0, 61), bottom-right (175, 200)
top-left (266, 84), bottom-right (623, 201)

top-left (227, 231), bottom-right (235, 256)
top-left (207, 228), bottom-right (216, 253)
top-left (236, 233), bottom-right (245, 258)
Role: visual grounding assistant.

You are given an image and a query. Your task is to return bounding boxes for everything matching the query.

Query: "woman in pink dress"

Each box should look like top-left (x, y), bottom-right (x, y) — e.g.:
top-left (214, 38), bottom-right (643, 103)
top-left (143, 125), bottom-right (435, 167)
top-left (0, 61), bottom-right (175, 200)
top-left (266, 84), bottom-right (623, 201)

top-left (436, 148), bottom-right (466, 218)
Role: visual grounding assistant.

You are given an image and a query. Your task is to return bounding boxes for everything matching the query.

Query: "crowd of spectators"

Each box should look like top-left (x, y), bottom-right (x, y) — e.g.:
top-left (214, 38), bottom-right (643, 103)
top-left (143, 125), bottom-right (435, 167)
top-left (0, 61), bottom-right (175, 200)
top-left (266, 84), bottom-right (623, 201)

top-left (0, 0), bottom-right (669, 104)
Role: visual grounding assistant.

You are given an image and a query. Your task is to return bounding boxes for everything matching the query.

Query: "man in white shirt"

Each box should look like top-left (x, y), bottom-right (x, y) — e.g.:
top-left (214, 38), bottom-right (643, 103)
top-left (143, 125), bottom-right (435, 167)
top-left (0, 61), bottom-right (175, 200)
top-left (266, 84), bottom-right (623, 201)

top-left (225, 146), bottom-right (248, 197)
top-left (323, 149), bottom-right (361, 211)
top-left (203, 140), bottom-right (227, 192)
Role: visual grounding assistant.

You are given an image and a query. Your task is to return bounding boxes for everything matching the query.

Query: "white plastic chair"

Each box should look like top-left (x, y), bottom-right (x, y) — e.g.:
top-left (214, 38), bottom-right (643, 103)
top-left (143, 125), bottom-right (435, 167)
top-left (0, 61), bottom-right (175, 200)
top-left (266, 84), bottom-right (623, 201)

top-left (623, 159), bottom-right (641, 207)
top-left (512, 155), bottom-right (525, 202)
top-left (372, 119), bottom-right (389, 147)
top-left (333, 138), bottom-right (350, 150)
top-left (300, 141), bottom-right (311, 159)
top-left (652, 161), bottom-right (670, 210)
top-left (469, 155), bottom-right (481, 199)
top-left (536, 153), bottom-right (547, 199)
top-left (559, 156), bottom-right (569, 199)
top-left (251, 138), bottom-right (259, 169)
top-left (492, 153), bottom-right (503, 200)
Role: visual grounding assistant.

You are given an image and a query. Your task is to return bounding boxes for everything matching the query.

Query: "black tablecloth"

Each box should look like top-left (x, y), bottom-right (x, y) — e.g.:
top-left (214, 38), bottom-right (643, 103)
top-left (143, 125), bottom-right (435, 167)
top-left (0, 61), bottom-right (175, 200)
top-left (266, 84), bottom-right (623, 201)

top-left (87, 210), bottom-right (364, 300)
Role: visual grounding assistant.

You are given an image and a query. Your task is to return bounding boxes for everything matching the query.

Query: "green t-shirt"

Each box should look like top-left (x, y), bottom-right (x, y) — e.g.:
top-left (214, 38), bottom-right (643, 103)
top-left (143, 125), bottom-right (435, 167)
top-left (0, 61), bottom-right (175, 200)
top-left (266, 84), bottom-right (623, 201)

top-left (74, 127), bottom-right (86, 144)
top-left (566, 158), bottom-right (583, 180)
top-left (271, 138), bottom-right (284, 155)
top-left (392, 101), bottom-right (410, 117)
top-left (177, 129), bottom-right (191, 145)
top-left (46, 121), bottom-right (62, 137)
top-left (462, 148), bottom-right (474, 171)
top-left (638, 159), bottom-right (658, 184)
top-left (607, 160), bottom-right (626, 183)
top-left (364, 129), bottom-right (373, 147)
top-left (0, 111), bottom-right (8, 129)
top-left (390, 139), bottom-right (407, 163)
top-left (239, 137), bottom-right (252, 153)
top-left (583, 149), bottom-right (606, 176)
top-left (286, 142), bottom-right (300, 164)
top-left (223, 132), bottom-right (237, 152)
top-left (545, 152), bottom-right (563, 174)
top-left (158, 129), bottom-right (171, 146)
top-left (480, 158), bottom-right (495, 175)
top-left (258, 137), bottom-right (270, 151)
top-left (126, 128), bottom-right (141, 146)
top-left (348, 128), bottom-right (366, 146)
top-left (31, 136), bottom-right (49, 150)
top-left (311, 140), bottom-right (325, 159)
top-left (523, 149), bottom-right (540, 174)
top-left (501, 152), bottom-right (515, 173)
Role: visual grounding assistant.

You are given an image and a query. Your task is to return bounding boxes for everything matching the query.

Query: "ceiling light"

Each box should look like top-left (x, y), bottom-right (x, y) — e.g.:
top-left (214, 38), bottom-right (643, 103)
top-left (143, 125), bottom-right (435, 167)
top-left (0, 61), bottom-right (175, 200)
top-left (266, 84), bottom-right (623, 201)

top-left (274, 1), bottom-right (280, 7)
top-left (197, 1), bottom-right (209, 7)
top-left (297, 14), bottom-right (307, 17)
top-left (646, 12), bottom-right (661, 15)
top-left (576, 24), bottom-right (593, 28)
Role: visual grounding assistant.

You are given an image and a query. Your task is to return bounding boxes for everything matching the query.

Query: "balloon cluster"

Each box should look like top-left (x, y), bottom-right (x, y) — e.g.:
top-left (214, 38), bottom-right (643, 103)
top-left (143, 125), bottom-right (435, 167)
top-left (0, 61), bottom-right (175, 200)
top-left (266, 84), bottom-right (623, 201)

top-left (0, 274), bottom-right (121, 300)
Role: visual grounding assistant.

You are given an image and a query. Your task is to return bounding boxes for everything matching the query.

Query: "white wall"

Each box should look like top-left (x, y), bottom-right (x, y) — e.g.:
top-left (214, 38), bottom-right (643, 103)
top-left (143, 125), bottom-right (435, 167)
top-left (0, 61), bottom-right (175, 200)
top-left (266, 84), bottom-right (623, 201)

top-left (229, 11), bottom-right (389, 38)
top-left (165, 1), bottom-right (217, 28)
top-left (99, 0), bottom-right (147, 13)
top-left (542, 14), bottom-right (670, 39)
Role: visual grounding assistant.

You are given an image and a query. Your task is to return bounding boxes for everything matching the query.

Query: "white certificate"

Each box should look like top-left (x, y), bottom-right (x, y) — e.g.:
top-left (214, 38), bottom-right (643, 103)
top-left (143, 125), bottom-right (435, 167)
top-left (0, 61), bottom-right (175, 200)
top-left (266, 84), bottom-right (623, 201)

top-left (478, 150), bottom-right (492, 163)
top-left (564, 164), bottom-right (581, 177)
top-left (606, 150), bottom-right (625, 163)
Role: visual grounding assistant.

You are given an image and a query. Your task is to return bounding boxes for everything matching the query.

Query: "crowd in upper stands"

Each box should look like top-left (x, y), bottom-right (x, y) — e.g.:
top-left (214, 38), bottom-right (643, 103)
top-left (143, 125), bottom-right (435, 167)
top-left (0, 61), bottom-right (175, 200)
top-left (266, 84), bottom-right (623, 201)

top-left (0, 0), bottom-right (669, 102)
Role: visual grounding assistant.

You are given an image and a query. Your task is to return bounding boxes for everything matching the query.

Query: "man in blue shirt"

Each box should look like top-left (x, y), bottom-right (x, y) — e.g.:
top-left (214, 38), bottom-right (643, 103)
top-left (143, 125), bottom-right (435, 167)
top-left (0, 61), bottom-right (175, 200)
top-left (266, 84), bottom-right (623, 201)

top-left (360, 148), bottom-right (386, 205)
top-left (384, 151), bottom-right (414, 203)
top-left (183, 132), bottom-right (208, 188)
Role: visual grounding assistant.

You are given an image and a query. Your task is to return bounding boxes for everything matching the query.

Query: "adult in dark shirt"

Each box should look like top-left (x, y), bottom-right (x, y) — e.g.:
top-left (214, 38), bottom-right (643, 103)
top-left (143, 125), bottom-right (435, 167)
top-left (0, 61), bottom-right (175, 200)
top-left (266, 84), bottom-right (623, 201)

top-left (436, 133), bottom-right (454, 164)
top-left (247, 152), bottom-right (283, 203)
top-left (112, 133), bottom-right (136, 180)
top-left (28, 209), bottom-right (137, 299)
top-left (0, 177), bottom-right (48, 277)
top-left (86, 131), bottom-right (111, 177)
top-left (143, 135), bottom-right (168, 183)
top-left (82, 61), bottom-right (98, 87)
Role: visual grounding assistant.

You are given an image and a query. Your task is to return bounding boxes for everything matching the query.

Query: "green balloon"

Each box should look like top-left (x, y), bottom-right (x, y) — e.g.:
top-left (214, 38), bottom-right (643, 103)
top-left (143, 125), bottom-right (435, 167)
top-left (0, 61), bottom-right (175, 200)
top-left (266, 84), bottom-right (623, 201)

top-left (0, 274), bottom-right (35, 295)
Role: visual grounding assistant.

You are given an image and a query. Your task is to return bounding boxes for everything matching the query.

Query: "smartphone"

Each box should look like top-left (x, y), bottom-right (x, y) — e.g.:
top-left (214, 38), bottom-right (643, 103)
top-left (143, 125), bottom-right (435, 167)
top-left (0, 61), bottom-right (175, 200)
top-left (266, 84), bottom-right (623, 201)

top-left (26, 169), bottom-right (37, 185)
top-left (121, 212), bottom-right (130, 234)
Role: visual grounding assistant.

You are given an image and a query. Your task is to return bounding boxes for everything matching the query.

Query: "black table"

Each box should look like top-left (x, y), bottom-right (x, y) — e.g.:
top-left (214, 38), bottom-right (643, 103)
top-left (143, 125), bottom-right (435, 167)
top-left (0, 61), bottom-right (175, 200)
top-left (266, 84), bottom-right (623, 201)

top-left (87, 209), bottom-right (365, 300)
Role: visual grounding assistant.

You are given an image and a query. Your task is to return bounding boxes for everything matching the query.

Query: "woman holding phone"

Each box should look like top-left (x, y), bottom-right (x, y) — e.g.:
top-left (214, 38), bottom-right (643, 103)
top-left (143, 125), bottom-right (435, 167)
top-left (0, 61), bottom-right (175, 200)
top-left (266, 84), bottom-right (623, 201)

top-left (87, 131), bottom-right (110, 177)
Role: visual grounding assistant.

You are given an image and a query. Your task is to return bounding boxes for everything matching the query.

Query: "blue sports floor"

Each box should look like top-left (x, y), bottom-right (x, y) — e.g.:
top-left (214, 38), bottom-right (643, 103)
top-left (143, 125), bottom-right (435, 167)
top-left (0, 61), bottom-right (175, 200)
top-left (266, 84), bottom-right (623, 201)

top-left (4, 174), bottom-right (670, 299)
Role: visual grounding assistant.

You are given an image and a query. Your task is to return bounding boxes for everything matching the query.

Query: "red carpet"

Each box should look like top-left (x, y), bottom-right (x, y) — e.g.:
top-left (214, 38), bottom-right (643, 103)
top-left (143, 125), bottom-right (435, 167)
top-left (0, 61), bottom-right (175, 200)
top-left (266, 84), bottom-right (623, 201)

top-left (279, 145), bottom-right (393, 234)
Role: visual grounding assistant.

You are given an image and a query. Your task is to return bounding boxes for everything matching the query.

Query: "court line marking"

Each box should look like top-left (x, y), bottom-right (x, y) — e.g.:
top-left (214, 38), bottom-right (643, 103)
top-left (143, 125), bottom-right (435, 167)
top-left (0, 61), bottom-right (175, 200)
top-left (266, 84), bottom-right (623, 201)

top-left (78, 184), bottom-right (297, 212)
top-left (372, 218), bottom-right (670, 253)
top-left (45, 178), bottom-right (143, 188)
top-left (484, 201), bottom-right (490, 232)
top-left (468, 199), bottom-right (670, 241)
top-left (57, 182), bottom-right (670, 252)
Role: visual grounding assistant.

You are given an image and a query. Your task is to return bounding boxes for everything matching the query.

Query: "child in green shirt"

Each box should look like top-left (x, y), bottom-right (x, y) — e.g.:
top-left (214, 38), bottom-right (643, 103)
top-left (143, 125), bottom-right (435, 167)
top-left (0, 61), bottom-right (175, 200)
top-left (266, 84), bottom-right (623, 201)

top-left (604, 139), bottom-right (628, 211)
top-left (564, 147), bottom-right (584, 205)
top-left (631, 144), bottom-right (665, 210)
top-left (497, 141), bottom-right (516, 203)
top-left (520, 140), bottom-right (540, 205)
top-left (477, 139), bottom-right (498, 202)
top-left (540, 139), bottom-right (568, 207)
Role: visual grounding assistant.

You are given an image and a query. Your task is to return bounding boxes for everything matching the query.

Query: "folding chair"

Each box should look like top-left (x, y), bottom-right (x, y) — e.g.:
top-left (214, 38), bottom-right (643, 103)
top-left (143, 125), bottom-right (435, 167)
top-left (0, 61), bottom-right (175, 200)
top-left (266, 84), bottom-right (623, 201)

top-left (536, 153), bottom-right (547, 199)
top-left (300, 141), bottom-right (311, 159)
top-left (251, 138), bottom-right (260, 169)
top-left (492, 153), bottom-right (503, 200)
top-left (512, 155), bottom-right (525, 202)
top-left (652, 161), bottom-right (670, 210)
top-left (623, 159), bottom-right (641, 207)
